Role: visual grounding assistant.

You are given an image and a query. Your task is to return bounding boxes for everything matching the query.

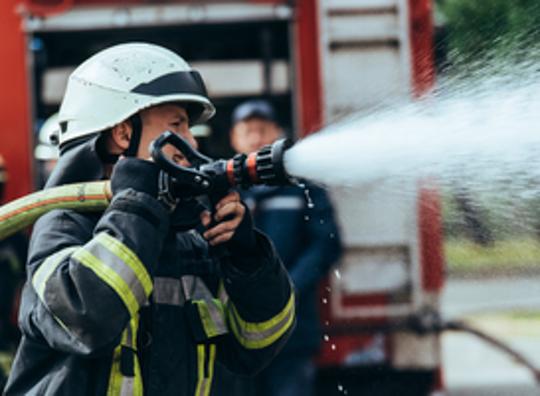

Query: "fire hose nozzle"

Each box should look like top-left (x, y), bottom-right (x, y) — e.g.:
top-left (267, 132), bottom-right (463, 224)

top-left (228, 138), bottom-right (295, 188)
top-left (151, 132), bottom-right (295, 198)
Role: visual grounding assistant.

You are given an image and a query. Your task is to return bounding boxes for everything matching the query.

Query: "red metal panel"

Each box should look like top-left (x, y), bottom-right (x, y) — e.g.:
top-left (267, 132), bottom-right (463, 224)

top-left (294, 0), bottom-right (323, 137)
top-left (418, 183), bottom-right (444, 292)
top-left (408, 0), bottom-right (435, 97)
top-left (0, 0), bottom-right (33, 202)
top-left (23, 0), bottom-right (289, 15)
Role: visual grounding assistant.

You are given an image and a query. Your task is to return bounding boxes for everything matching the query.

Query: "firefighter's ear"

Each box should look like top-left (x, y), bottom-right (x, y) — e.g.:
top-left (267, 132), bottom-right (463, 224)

top-left (109, 121), bottom-right (132, 152)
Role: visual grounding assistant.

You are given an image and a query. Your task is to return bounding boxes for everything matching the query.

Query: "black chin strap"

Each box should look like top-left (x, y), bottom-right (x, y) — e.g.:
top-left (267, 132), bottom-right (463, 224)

top-left (125, 114), bottom-right (143, 157)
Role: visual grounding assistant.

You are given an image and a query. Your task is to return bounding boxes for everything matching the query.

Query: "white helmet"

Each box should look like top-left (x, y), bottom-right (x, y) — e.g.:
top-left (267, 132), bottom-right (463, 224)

top-left (58, 42), bottom-right (215, 148)
top-left (35, 113), bottom-right (60, 161)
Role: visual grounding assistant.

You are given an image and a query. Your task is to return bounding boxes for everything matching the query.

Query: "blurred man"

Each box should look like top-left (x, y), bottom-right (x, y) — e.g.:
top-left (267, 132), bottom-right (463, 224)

top-left (34, 113), bottom-right (60, 187)
top-left (0, 155), bottom-right (27, 392)
top-left (229, 100), bottom-right (342, 396)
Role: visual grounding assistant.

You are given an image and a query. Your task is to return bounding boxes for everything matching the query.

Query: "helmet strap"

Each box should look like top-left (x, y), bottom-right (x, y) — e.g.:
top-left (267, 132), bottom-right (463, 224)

top-left (125, 114), bottom-right (143, 157)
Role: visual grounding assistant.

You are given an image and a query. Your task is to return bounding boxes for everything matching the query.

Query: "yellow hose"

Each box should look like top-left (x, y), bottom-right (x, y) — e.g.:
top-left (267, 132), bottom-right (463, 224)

top-left (0, 181), bottom-right (112, 240)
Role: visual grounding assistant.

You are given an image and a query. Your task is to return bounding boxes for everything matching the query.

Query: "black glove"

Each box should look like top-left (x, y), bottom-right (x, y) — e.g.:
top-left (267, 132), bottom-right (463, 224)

top-left (225, 203), bottom-right (260, 272)
top-left (110, 158), bottom-right (178, 211)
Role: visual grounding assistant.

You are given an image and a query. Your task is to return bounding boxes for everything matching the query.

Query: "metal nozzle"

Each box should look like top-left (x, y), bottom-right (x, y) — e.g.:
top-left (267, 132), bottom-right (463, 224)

top-left (228, 138), bottom-right (294, 188)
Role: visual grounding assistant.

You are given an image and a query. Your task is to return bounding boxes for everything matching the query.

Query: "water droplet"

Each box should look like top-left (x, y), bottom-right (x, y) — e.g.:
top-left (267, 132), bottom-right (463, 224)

top-left (330, 233), bottom-right (335, 239)
top-left (338, 384), bottom-right (344, 392)
top-left (303, 187), bottom-right (314, 209)
top-left (323, 334), bottom-right (329, 342)
top-left (322, 298), bottom-right (328, 304)
top-left (334, 269), bottom-right (341, 279)
top-left (325, 321), bottom-right (330, 326)
top-left (319, 219), bottom-right (325, 224)
top-left (331, 344), bottom-right (336, 350)
top-left (304, 215), bottom-right (310, 221)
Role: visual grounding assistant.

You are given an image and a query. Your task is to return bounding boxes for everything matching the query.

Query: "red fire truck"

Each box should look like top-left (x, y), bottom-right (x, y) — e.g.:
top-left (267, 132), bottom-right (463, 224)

top-left (0, 0), bottom-right (443, 394)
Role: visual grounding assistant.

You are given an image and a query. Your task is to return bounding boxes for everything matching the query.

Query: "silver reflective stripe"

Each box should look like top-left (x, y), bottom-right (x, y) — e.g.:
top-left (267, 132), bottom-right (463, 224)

top-left (120, 377), bottom-right (134, 396)
top-left (153, 277), bottom-right (185, 306)
top-left (124, 321), bottom-right (133, 348)
top-left (218, 281), bottom-right (229, 305)
top-left (181, 275), bottom-right (196, 300)
top-left (181, 275), bottom-right (215, 301)
top-left (32, 246), bottom-right (78, 302)
top-left (83, 241), bottom-right (148, 307)
top-left (258, 196), bottom-right (304, 211)
top-left (207, 301), bottom-right (227, 335)
top-left (184, 276), bottom-right (229, 338)
top-left (229, 305), bottom-right (294, 342)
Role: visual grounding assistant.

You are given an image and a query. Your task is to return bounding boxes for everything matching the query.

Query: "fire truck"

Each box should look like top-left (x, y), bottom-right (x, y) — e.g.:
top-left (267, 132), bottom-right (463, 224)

top-left (0, 0), bottom-right (442, 394)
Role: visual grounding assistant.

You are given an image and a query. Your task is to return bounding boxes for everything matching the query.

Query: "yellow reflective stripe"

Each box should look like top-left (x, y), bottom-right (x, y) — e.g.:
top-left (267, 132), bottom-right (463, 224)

top-left (107, 317), bottom-right (143, 396)
top-left (228, 292), bottom-right (295, 350)
top-left (207, 344), bottom-right (216, 396)
top-left (32, 246), bottom-right (79, 302)
top-left (96, 232), bottom-right (153, 297)
top-left (107, 344), bottom-right (123, 396)
top-left (194, 299), bottom-right (228, 338)
top-left (195, 344), bottom-right (216, 396)
top-left (195, 301), bottom-right (218, 338)
top-left (73, 249), bottom-right (140, 317)
top-left (195, 345), bottom-right (205, 396)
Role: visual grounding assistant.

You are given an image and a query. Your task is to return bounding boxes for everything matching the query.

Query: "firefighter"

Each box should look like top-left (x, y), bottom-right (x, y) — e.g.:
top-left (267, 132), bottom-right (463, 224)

top-left (227, 100), bottom-right (342, 396)
top-left (0, 155), bottom-right (27, 392)
top-left (4, 43), bottom-right (295, 396)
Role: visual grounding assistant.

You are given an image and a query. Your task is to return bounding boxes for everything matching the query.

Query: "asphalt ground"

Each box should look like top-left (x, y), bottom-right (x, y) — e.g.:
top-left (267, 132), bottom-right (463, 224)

top-left (442, 277), bottom-right (540, 395)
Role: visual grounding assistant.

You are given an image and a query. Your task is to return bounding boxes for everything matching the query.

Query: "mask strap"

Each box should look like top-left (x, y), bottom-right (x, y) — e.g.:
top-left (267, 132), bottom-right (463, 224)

top-left (125, 114), bottom-right (143, 157)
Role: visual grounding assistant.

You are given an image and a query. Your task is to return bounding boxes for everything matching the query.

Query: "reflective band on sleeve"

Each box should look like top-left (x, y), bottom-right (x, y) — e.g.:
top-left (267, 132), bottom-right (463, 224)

top-left (95, 233), bottom-right (153, 296)
top-left (228, 292), bottom-right (295, 350)
top-left (194, 299), bottom-right (228, 338)
top-left (195, 344), bottom-right (216, 396)
top-left (32, 246), bottom-right (79, 302)
top-left (72, 248), bottom-right (143, 318)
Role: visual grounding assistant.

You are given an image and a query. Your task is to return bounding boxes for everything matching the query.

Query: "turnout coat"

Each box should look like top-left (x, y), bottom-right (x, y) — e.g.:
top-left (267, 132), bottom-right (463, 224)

top-left (4, 138), bottom-right (295, 396)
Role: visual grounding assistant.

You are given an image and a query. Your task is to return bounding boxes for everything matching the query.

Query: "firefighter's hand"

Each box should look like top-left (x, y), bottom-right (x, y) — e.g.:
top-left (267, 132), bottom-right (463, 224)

top-left (201, 191), bottom-right (246, 245)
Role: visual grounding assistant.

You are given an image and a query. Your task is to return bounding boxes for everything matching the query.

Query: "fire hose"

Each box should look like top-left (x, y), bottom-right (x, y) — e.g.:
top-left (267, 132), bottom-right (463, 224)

top-left (329, 309), bottom-right (540, 383)
top-left (0, 132), bottom-right (295, 241)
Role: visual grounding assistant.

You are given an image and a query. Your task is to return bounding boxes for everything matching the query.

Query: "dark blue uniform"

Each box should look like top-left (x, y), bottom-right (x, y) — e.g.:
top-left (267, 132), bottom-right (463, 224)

top-left (242, 184), bottom-right (342, 396)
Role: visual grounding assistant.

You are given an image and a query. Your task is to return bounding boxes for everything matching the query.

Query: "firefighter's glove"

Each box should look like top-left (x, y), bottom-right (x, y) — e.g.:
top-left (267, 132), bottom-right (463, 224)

top-left (227, 203), bottom-right (257, 255)
top-left (110, 158), bottom-right (178, 211)
top-left (226, 204), bottom-right (261, 273)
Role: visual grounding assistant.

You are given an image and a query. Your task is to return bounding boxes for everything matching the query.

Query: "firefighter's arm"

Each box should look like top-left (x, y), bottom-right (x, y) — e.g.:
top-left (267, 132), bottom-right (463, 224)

top-left (24, 160), bottom-right (170, 355)
top-left (216, 229), bottom-right (295, 374)
top-left (289, 186), bottom-right (342, 294)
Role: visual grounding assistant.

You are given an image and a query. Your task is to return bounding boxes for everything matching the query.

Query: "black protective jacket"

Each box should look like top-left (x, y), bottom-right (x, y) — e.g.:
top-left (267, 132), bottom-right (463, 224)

top-left (4, 137), bottom-right (295, 396)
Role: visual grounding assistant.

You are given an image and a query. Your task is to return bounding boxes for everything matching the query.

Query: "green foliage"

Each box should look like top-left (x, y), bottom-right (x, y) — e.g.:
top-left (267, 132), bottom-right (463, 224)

top-left (445, 237), bottom-right (540, 274)
top-left (440, 0), bottom-right (540, 64)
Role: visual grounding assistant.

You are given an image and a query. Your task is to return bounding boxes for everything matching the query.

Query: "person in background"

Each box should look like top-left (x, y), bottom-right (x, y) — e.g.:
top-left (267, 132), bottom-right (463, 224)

top-left (229, 99), bottom-right (343, 396)
top-left (34, 113), bottom-right (60, 187)
top-left (0, 155), bottom-right (27, 392)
